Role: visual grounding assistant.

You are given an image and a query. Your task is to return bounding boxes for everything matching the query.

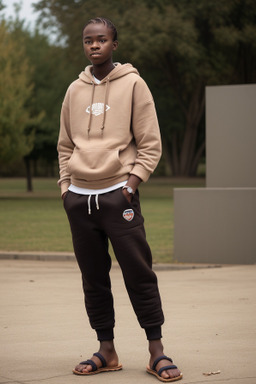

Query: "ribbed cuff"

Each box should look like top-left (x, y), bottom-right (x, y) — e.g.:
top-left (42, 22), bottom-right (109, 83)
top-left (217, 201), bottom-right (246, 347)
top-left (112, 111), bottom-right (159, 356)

top-left (96, 328), bottom-right (114, 341)
top-left (145, 326), bottom-right (162, 340)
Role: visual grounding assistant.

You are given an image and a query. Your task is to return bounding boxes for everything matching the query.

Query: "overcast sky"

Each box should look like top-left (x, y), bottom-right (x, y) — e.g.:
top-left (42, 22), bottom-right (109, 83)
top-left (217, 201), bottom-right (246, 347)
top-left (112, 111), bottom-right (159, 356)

top-left (1, 0), bottom-right (39, 27)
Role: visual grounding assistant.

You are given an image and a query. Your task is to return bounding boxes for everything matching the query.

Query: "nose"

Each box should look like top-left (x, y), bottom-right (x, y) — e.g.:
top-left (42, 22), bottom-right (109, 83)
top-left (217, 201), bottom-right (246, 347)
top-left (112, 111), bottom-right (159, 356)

top-left (91, 41), bottom-right (100, 50)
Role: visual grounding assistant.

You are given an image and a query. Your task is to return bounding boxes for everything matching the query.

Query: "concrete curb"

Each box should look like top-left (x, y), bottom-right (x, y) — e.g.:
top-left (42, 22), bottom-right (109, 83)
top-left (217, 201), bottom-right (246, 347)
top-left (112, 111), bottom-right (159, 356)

top-left (0, 251), bottom-right (76, 262)
top-left (0, 251), bottom-right (223, 270)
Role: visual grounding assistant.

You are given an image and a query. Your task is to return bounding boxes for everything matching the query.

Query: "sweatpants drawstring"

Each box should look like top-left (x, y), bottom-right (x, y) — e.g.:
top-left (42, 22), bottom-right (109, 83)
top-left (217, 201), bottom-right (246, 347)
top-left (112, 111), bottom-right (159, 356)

top-left (95, 194), bottom-right (99, 210)
top-left (88, 195), bottom-right (92, 215)
top-left (88, 194), bottom-right (100, 214)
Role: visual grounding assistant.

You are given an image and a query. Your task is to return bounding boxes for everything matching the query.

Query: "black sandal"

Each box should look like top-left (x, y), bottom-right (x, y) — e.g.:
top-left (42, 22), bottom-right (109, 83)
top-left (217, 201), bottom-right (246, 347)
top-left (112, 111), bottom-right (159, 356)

top-left (73, 352), bottom-right (122, 375)
top-left (147, 355), bottom-right (182, 382)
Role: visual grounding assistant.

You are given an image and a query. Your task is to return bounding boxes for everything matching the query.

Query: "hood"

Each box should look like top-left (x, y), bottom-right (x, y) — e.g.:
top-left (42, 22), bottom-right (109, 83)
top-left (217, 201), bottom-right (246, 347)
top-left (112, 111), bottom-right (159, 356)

top-left (78, 63), bottom-right (139, 136)
top-left (78, 62), bottom-right (139, 84)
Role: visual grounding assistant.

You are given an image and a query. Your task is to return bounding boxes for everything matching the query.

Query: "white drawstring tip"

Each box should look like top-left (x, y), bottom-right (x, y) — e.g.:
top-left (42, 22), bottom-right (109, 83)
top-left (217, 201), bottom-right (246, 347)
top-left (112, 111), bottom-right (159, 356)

top-left (96, 194), bottom-right (99, 210)
top-left (88, 195), bottom-right (92, 215)
top-left (87, 194), bottom-right (99, 214)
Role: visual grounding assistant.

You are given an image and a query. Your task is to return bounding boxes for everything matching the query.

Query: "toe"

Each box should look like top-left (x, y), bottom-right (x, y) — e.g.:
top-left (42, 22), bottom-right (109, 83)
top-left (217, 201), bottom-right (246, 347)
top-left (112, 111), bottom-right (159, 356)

top-left (74, 364), bottom-right (82, 372)
top-left (160, 369), bottom-right (170, 379)
top-left (75, 363), bottom-right (91, 373)
top-left (156, 360), bottom-right (181, 380)
top-left (82, 364), bottom-right (92, 373)
top-left (166, 367), bottom-right (180, 379)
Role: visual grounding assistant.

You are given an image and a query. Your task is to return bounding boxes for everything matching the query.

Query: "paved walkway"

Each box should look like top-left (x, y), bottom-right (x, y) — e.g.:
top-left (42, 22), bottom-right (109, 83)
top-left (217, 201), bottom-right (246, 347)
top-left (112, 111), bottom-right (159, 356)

top-left (0, 258), bottom-right (256, 384)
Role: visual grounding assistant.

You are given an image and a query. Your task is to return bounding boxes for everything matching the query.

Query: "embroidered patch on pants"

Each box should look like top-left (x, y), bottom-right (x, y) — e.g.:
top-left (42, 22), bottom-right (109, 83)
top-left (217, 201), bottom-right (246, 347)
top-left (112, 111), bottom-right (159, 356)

top-left (123, 209), bottom-right (134, 221)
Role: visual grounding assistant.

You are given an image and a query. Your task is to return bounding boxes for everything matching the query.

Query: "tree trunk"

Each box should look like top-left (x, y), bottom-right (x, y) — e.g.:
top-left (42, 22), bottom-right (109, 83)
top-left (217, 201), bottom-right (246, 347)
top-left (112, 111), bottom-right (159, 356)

top-left (24, 157), bottom-right (33, 192)
top-left (170, 133), bottom-right (180, 176)
top-left (177, 83), bottom-right (205, 176)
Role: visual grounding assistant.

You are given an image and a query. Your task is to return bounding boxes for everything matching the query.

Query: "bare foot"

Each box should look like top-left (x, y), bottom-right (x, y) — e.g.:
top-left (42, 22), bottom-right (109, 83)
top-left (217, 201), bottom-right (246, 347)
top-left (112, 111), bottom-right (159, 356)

top-left (148, 340), bottom-right (182, 381)
top-left (74, 340), bottom-right (120, 374)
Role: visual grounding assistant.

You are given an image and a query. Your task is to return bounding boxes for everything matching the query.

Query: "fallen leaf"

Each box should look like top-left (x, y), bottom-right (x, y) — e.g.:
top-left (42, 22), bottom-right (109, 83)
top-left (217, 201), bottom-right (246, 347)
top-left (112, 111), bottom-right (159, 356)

top-left (203, 370), bottom-right (221, 376)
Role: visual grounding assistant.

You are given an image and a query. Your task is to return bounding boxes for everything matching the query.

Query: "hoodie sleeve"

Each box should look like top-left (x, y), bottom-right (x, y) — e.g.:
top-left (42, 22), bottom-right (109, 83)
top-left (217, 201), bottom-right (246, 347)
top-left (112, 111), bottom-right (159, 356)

top-left (130, 77), bottom-right (162, 182)
top-left (57, 89), bottom-right (74, 195)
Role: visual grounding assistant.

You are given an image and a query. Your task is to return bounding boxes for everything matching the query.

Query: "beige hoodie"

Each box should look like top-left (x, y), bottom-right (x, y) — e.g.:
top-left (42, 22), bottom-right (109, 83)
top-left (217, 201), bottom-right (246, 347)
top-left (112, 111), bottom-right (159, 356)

top-left (57, 63), bottom-right (162, 194)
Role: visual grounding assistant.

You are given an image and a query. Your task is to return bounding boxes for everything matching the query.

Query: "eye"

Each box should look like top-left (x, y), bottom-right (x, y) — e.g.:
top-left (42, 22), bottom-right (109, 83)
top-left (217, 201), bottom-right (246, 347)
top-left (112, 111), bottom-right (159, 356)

top-left (84, 40), bottom-right (91, 45)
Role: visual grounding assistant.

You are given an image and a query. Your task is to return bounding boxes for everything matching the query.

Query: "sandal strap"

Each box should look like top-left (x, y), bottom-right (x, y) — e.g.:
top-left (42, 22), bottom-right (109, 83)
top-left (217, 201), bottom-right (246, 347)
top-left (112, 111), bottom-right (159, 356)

top-left (93, 352), bottom-right (107, 368)
top-left (79, 359), bottom-right (97, 371)
top-left (152, 355), bottom-right (173, 371)
top-left (158, 365), bottom-right (178, 376)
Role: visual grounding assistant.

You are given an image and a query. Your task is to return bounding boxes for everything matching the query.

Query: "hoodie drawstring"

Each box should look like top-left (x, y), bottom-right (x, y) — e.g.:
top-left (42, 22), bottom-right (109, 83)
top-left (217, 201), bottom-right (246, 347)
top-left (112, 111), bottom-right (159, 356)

top-left (87, 82), bottom-right (96, 137)
top-left (88, 194), bottom-right (100, 214)
top-left (101, 78), bottom-right (110, 134)
top-left (87, 78), bottom-right (110, 137)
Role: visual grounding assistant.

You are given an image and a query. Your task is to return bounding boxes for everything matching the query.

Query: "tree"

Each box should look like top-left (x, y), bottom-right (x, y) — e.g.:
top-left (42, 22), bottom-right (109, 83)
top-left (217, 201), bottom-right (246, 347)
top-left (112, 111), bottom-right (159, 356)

top-left (34, 0), bottom-right (256, 176)
top-left (17, 28), bottom-right (74, 183)
top-left (2, 5), bottom-right (74, 189)
top-left (0, 21), bottom-right (34, 169)
top-left (118, 0), bottom-right (256, 175)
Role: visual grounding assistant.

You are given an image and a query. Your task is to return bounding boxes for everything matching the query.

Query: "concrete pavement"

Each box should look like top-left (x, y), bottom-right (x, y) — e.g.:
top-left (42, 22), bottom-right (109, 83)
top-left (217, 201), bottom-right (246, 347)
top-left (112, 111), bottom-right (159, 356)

top-left (0, 259), bottom-right (256, 384)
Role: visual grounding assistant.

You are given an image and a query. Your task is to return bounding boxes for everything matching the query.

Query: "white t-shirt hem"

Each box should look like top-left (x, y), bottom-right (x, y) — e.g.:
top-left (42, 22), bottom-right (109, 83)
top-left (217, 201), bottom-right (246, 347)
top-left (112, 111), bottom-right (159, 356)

top-left (68, 181), bottom-right (127, 195)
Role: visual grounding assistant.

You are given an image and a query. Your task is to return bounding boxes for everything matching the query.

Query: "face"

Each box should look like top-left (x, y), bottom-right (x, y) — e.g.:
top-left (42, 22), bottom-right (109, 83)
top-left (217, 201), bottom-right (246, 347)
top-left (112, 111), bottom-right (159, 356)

top-left (83, 23), bottom-right (118, 66)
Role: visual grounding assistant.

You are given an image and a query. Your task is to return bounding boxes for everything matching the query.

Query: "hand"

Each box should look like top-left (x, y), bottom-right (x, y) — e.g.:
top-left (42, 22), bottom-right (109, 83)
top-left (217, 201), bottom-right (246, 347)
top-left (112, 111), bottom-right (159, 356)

top-left (61, 191), bottom-right (68, 200)
top-left (122, 188), bottom-right (132, 203)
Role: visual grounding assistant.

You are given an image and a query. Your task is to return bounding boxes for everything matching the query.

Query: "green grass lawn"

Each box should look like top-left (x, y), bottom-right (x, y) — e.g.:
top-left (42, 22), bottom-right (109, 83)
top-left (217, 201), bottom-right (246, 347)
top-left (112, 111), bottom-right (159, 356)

top-left (0, 177), bottom-right (205, 263)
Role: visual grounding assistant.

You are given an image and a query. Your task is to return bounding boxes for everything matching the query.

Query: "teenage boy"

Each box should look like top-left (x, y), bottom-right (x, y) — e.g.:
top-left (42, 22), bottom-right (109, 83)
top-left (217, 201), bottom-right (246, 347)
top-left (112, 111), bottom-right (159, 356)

top-left (57, 17), bottom-right (182, 382)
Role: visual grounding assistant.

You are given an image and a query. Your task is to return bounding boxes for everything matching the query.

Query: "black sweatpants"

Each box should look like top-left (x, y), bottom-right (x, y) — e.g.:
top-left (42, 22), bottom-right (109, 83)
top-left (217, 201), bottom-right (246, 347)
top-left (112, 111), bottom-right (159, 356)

top-left (64, 187), bottom-right (164, 341)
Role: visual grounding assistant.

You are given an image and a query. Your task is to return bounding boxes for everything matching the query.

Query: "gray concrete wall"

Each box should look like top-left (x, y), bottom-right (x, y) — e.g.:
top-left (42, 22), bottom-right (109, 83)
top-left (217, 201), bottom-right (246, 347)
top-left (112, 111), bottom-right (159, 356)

top-left (174, 188), bottom-right (256, 264)
top-left (206, 84), bottom-right (256, 188)
top-left (174, 84), bottom-right (256, 264)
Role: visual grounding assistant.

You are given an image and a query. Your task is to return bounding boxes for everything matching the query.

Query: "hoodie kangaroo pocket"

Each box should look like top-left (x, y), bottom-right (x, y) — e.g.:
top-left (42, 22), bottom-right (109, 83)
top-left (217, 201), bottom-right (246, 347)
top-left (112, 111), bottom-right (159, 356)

top-left (66, 148), bottom-right (123, 181)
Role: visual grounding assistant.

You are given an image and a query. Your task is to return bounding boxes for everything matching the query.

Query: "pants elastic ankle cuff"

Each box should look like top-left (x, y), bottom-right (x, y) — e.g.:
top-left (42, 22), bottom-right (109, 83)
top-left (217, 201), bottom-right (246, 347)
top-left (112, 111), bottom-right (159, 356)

top-left (96, 328), bottom-right (114, 341)
top-left (145, 326), bottom-right (162, 340)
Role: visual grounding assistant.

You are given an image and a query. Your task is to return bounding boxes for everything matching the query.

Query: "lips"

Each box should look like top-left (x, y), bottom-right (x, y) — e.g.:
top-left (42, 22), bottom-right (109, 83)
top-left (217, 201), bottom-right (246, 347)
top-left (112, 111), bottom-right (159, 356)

top-left (90, 52), bottom-right (101, 56)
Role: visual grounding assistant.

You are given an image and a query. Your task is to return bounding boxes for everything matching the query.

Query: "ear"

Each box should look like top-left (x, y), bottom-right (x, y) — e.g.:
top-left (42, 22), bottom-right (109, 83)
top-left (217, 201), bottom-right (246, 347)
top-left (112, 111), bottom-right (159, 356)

top-left (112, 40), bottom-right (118, 51)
